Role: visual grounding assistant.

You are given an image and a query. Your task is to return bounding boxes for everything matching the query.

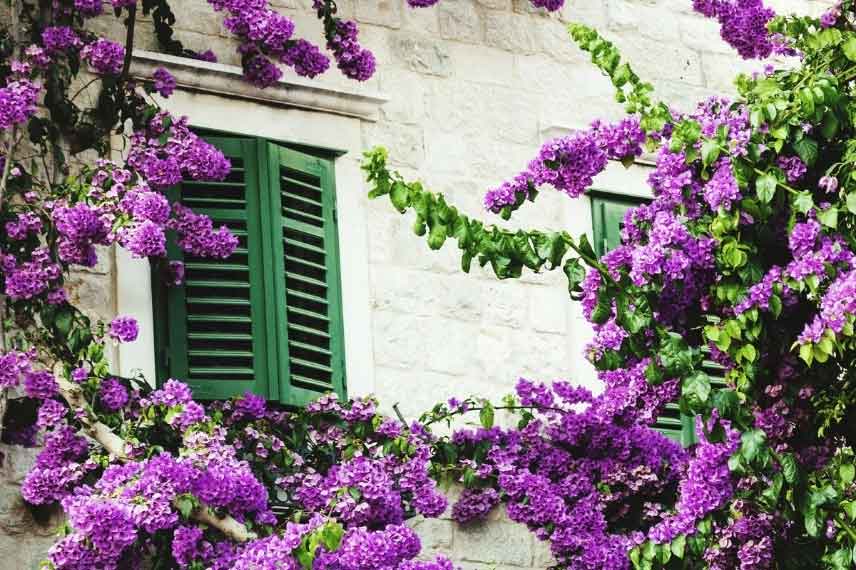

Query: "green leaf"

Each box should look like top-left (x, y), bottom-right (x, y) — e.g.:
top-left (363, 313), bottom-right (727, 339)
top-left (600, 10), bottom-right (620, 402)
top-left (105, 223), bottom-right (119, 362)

top-left (793, 137), bottom-right (819, 166)
top-left (800, 88), bottom-right (815, 115)
top-left (479, 402), bottom-right (495, 429)
top-left (670, 535), bottom-right (686, 559)
top-left (740, 429), bottom-right (766, 463)
top-left (840, 464), bottom-right (855, 486)
top-left (769, 294), bottom-right (782, 318)
top-left (701, 140), bottom-right (721, 167)
top-left (661, 333), bottom-right (694, 377)
top-left (804, 506), bottom-right (821, 537)
top-left (755, 173), bottom-right (778, 203)
top-left (390, 181), bottom-right (409, 212)
top-left (563, 257), bottom-right (586, 294)
top-left (843, 36), bottom-right (856, 61)
top-left (847, 192), bottom-right (856, 215)
top-left (821, 111), bottom-right (840, 140)
top-left (793, 191), bottom-right (815, 214)
top-left (174, 494), bottom-right (196, 519)
top-left (427, 224), bottom-right (448, 250)
top-left (818, 207), bottom-right (839, 229)
top-left (713, 389), bottom-right (740, 419)
top-left (843, 500), bottom-right (856, 521)
top-left (825, 548), bottom-right (852, 570)
top-left (780, 453), bottom-right (798, 484)
top-left (682, 371), bottom-right (711, 408)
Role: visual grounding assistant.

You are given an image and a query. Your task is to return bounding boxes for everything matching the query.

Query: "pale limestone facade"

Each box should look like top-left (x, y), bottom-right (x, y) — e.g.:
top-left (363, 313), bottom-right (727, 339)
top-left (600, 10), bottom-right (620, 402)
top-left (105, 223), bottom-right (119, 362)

top-left (0, 0), bottom-right (836, 567)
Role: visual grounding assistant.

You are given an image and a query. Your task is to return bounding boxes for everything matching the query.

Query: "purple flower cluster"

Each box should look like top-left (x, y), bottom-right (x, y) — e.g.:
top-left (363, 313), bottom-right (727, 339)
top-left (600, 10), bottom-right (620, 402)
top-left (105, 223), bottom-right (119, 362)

top-left (0, 247), bottom-right (61, 300)
top-left (649, 414), bottom-right (740, 543)
top-left (22, 426), bottom-right (91, 505)
top-left (81, 38), bottom-right (126, 75)
top-left (784, 225), bottom-right (854, 284)
top-left (127, 112), bottom-right (231, 189)
top-left (799, 269), bottom-right (856, 345)
top-left (24, 370), bottom-right (59, 399)
top-left (74, 0), bottom-right (104, 17)
top-left (703, 159), bottom-right (741, 211)
top-left (233, 392), bottom-right (267, 421)
top-left (777, 155), bottom-right (807, 183)
top-left (53, 202), bottom-right (110, 267)
top-left (0, 79), bottom-right (40, 131)
top-left (153, 67), bottom-right (177, 97)
top-left (530, 0), bottom-right (565, 10)
top-left (0, 349), bottom-right (34, 389)
top-left (451, 488), bottom-right (500, 523)
top-left (327, 20), bottom-right (376, 81)
top-left (484, 118), bottom-right (644, 213)
top-left (109, 316), bottom-right (139, 343)
top-left (5, 212), bottom-right (43, 240)
top-left (37, 399), bottom-right (68, 429)
top-left (42, 26), bottom-right (82, 53)
top-left (169, 203), bottom-right (239, 258)
top-left (704, 512), bottom-right (776, 570)
top-left (692, 0), bottom-right (783, 59)
top-left (820, 3), bottom-right (842, 28)
top-left (445, 380), bottom-right (685, 570)
top-left (99, 378), bottom-right (130, 411)
top-left (207, 0), bottom-right (330, 85)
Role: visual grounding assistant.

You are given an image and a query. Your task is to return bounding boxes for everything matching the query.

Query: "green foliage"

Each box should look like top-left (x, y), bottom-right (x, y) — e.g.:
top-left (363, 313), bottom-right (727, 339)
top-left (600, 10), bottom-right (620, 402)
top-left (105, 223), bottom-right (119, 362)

top-left (362, 148), bottom-right (604, 288)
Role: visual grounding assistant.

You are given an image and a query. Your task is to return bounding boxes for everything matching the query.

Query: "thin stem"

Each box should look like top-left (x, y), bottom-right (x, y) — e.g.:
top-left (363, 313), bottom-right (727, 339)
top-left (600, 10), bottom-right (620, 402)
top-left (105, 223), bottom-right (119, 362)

top-left (836, 514), bottom-right (856, 543)
top-left (423, 404), bottom-right (565, 427)
top-left (392, 403), bottom-right (407, 425)
top-left (70, 77), bottom-right (103, 102)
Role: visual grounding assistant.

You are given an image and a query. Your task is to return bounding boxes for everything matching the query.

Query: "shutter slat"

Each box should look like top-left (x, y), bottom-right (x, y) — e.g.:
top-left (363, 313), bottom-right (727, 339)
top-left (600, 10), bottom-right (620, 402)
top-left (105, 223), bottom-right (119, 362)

top-left (186, 297), bottom-right (252, 307)
top-left (288, 323), bottom-right (331, 339)
top-left (159, 137), bottom-right (274, 400)
top-left (271, 147), bottom-right (346, 404)
top-left (185, 279), bottom-right (250, 289)
top-left (188, 314), bottom-right (253, 323)
top-left (188, 332), bottom-right (253, 341)
top-left (184, 262), bottom-right (248, 272)
top-left (285, 270), bottom-right (327, 289)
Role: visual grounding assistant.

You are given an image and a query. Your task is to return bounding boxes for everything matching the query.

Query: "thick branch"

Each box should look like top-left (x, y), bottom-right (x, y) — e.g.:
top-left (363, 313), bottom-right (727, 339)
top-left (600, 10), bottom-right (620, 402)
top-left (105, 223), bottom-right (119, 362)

top-left (121, 4), bottom-right (137, 80)
top-left (55, 373), bottom-right (256, 542)
top-left (0, 0), bottom-right (21, 206)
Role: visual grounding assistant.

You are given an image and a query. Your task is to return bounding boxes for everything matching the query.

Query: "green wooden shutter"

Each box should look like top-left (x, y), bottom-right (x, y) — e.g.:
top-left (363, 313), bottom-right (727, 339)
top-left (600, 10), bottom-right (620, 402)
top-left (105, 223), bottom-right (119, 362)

top-left (158, 137), bottom-right (275, 400)
top-left (264, 143), bottom-right (347, 406)
top-left (590, 193), bottom-right (696, 445)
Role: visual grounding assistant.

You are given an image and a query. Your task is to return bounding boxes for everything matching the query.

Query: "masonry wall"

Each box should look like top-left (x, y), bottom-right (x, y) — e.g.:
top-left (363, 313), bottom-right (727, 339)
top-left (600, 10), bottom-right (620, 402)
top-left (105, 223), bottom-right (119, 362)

top-left (0, 0), bottom-right (836, 567)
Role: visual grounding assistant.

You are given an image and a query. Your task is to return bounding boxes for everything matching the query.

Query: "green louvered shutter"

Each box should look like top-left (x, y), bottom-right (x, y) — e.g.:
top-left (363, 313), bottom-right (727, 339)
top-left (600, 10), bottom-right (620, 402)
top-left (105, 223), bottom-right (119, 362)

top-left (157, 137), bottom-right (275, 400)
top-left (590, 193), bottom-right (696, 445)
top-left (264, 143), bottom-right (346, 406)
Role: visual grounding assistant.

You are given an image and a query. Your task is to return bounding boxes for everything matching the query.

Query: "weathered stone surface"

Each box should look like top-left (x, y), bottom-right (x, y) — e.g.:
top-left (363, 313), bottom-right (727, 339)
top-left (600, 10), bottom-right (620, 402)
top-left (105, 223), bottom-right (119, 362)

top-left (356, 0), bottom-right (403, 28)
top-left (408, 517), bottom-right (454, 553)
top-left (438, 0), bottom-right (483, 43)
top-left (390, 34), bottom-right (453, 76)
top-left (454, 520), bottom-right (533, 566)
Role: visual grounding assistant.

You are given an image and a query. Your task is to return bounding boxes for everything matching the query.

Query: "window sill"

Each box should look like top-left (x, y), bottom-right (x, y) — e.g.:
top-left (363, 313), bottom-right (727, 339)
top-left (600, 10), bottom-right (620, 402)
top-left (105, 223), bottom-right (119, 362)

top-left (130, 50), bottom-right (388, 122)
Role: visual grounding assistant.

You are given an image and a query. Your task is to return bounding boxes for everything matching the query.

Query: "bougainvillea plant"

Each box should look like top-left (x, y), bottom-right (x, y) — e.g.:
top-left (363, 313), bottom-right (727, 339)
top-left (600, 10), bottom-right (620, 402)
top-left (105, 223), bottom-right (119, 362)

top-left (2, 0), bottom-right (856, 569)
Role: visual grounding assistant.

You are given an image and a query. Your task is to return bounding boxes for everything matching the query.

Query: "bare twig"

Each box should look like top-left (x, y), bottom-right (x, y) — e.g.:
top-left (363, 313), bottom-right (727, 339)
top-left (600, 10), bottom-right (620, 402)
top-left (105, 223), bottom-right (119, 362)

top-left (392, 403), bottom-right (407, 424)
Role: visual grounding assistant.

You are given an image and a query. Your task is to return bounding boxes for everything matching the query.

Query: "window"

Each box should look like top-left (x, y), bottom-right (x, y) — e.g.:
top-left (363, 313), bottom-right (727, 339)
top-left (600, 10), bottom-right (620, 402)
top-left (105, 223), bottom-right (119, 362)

top-left (590, 192), bottom-right (697, 445)
top-left (152, 135), bottom-right (347, 405)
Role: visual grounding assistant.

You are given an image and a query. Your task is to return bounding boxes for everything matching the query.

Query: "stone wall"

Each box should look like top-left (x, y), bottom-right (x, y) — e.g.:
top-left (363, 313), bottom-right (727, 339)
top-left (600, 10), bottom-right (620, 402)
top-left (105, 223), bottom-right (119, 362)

top-left (0, 0), bottom-right (837, 567)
